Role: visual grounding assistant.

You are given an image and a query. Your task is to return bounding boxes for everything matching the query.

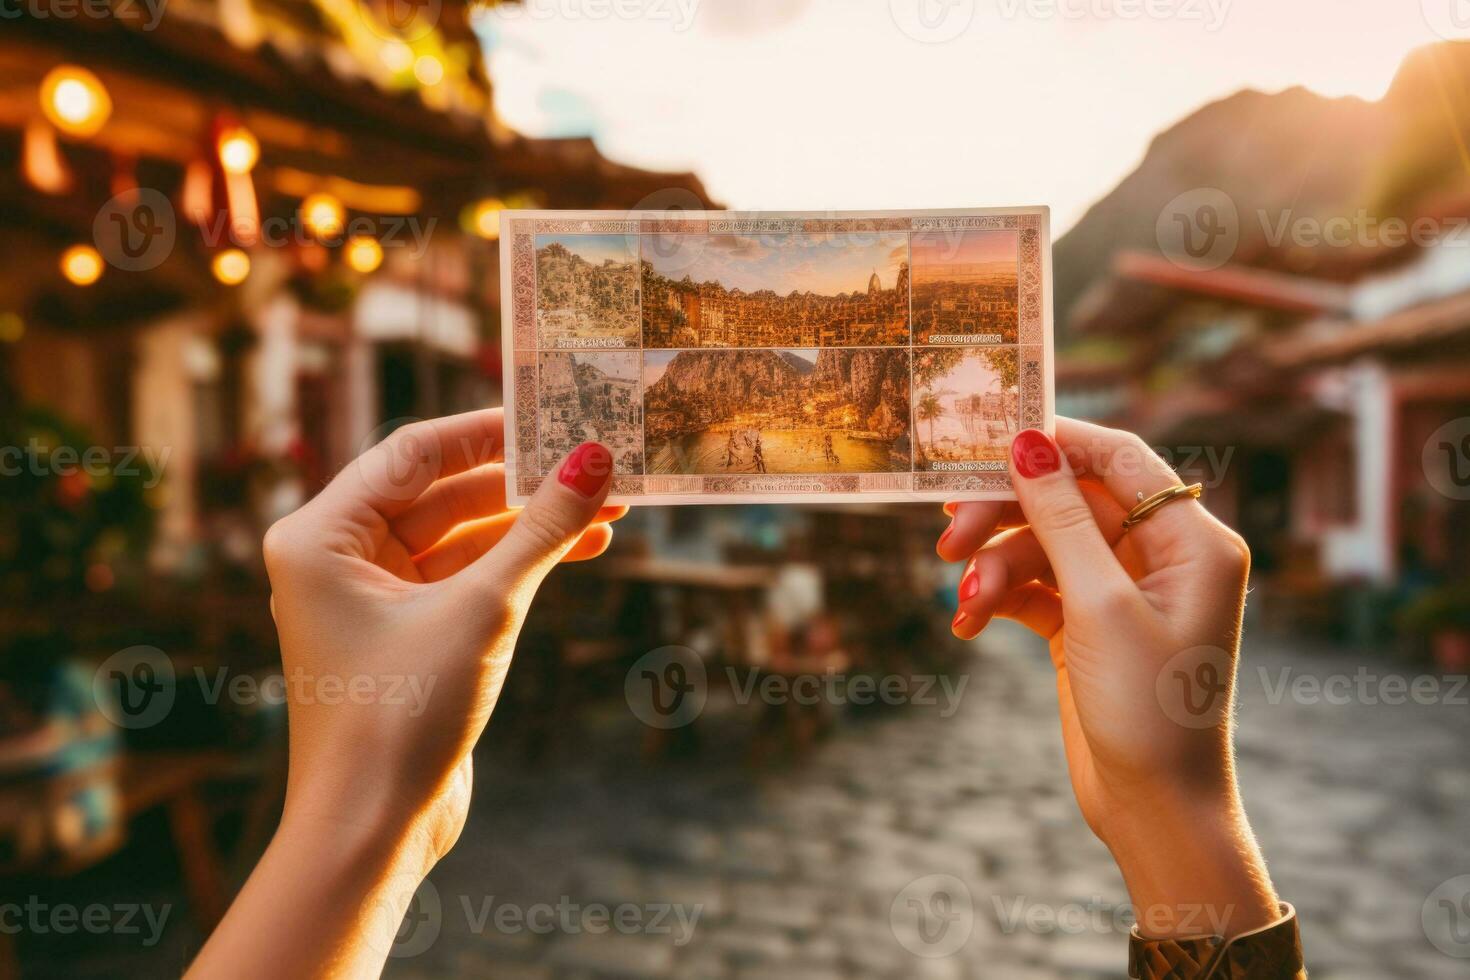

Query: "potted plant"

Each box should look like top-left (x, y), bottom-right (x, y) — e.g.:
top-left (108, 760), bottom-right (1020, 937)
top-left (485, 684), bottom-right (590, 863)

top-left (1398, 581), bottom-right (1470, 672)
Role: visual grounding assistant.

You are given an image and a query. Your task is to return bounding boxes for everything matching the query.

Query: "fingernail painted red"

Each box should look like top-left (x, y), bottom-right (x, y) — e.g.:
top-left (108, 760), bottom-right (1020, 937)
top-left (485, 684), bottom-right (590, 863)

top-left (951, 611), bottom-right (970, 635)
top-left (937, 523), bottom-right (954, 553)
top-left (959, 563), bottom-right (979, 602)
top-left (558, 443), bottom-right (612, 498)
top-left (1012, 429), bottom-right (1060, 479)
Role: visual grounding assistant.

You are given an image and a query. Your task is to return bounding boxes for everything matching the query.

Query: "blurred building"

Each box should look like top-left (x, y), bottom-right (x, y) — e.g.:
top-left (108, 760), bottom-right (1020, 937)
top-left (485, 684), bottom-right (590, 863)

top-left (1055, 45), bottom-right (1470, 642)
top-left (0, 0), bottom-right (712, 574)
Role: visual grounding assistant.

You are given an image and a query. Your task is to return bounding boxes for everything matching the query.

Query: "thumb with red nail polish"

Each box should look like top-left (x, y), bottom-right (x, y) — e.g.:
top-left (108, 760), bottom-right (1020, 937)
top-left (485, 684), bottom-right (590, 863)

top-left (478, 441), bottom-right (614, 584)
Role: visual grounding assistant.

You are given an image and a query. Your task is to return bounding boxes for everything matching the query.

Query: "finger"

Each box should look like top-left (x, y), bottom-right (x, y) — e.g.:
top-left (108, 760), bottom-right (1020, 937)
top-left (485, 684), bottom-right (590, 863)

top-left (320, 409), bottom-right (506, 521)
top-left (937, 501), bottom-right (1005, 561)
top-left (561, 523), bottom-right (616, 563)
top-left (391, 463), bottom-right (508, 556)
top-left (415, 513), bottom-right (617, 580)
top-left (393, 457), bottom-right (627, 559)
top-left (993, 584), bottom-right (1064, 640)
top-left (1009, 428), bottom-right (1134, 604)
top-left (1054, 417), bottom-right (1216, 563)
top-left (470, 442), bottom-right (614, 591)
top-left (953, 483), bottom-right (1127, 631)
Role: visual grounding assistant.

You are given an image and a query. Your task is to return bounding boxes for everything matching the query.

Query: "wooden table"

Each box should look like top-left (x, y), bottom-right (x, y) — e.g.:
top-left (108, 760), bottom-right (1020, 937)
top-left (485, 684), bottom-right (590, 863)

top-left (585, 558), bottom-right (777, 667)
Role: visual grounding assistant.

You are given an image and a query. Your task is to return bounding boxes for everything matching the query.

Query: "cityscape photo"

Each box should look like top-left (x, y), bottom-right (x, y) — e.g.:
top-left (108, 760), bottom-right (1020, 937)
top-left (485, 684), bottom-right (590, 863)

top-left (643, 348), bottom-right (911, 474)
top-left (912, 346), bottom-right (1020, 470)
top-left (641, 232), bottom-right (911, 348)
top-left (537, 351), bottom-right (643, 472)
top-left (536, 234), bottom-right (641, 348)
top-left (911, 229), bottom-right (1020, 344)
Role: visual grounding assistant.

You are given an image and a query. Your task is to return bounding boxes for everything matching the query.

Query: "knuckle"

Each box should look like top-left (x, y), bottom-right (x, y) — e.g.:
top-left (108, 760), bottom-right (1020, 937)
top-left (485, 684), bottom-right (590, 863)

top-left (1203, 524), bottom-right (1251, 577)
top-left (1029, 492), bottom-right (1097, 537)
top-left (261, 516), bottom-right (298, 573)
top-left (514, 504), bottom-right (574, 555)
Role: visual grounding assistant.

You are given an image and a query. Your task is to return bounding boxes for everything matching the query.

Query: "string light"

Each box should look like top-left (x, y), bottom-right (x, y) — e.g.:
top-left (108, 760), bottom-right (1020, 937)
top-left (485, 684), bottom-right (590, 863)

top-left (468, 198), bottom-right (504, 240)
top-left (40, 66), bottom-right (112, 138)
top-left (300, 193), bottom-right (346, 239)
top-left (381, 40), bottom-right (414, 73)
top-left (413, 55), bottom-right (445, 86)
top-left (218, 126), bottom-right (260, 175)
top-left (212, 249), bottom-right (251, 285)
top-left (61, 245), bottom-right (104, 286)
top-left (345, 236), bottom-right (384, 274)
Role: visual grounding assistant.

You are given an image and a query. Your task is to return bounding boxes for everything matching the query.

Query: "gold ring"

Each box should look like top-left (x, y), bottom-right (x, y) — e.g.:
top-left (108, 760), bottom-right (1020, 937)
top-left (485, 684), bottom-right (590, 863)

top-left (1122, 483), bottom-right (1204, 530)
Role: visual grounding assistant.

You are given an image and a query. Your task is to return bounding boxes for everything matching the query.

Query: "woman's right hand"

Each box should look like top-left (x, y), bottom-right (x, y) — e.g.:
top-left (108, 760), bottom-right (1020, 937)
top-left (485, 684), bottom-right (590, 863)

top-left (939, 417), bottom-right (1279, 939)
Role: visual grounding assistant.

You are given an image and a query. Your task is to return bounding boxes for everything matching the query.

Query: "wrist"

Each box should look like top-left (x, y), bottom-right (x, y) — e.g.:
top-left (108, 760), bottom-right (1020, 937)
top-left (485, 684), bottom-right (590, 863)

top-left (1099, 785), bottom-right (1279, 940)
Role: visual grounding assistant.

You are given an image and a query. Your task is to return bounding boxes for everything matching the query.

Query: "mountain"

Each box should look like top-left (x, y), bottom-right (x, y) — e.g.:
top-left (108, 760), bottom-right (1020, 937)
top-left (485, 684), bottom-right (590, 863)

top-left (1054, 41), bottom-right (1470, 342)
top-left (645, 350), bottom-right (805, 420)
top-left (778, 351), bottom-right (816, 376)
top-left (645, 348), bottom-right (909, 440)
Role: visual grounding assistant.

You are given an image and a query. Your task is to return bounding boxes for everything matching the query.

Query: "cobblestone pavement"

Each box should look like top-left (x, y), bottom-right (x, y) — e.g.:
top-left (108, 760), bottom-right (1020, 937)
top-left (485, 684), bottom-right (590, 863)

top-left (383, 623), bottom-right (1470, 980)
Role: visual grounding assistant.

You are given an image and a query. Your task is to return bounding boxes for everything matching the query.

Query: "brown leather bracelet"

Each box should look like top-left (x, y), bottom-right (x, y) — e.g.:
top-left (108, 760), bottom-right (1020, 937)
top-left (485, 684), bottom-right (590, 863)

top-left (1129, 903), bottom-right (1305, 979)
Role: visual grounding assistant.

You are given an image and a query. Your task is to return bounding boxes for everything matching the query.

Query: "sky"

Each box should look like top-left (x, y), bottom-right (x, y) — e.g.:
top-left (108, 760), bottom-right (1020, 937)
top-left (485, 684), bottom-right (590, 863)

top-left (646, 233), bottom-right (908, 294)
top-left (479, 0), bottom-right (1454, 235)
top-left (912, 229), bottom-right (1018, 268)
top-left (536, 233), bottom-right (636, 265)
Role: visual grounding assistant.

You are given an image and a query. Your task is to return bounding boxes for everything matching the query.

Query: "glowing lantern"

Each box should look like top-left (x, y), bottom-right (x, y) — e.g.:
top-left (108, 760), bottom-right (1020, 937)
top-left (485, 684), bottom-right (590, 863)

top-left (381, 40), bottom-right (414, 73)
top-left (468, 198), bottom-right (504, 240)
top-left (218, 126), bottom-right (260, 175)
top-left (345, 236), bottom-right (384, 274)
top-left (413, 55), bottom-right (444, 86)
top-left (300, 193), bottom-right (346, 239)
top-left (61, 245), bottom-right (103, 286)
top-left (40, 66), bottom-right (112, 138)
top-left (212, 249), bottom-right (251, 285)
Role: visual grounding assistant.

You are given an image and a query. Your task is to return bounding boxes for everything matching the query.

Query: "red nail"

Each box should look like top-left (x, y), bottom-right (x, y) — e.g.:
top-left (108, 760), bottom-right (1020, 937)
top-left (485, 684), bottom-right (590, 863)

top-left (1011, 429), bottom-right (1060, 479)
top-left (959, 562), bottom-right (979, 602)
top-left (558, 442), bottom-right (612, 498)
top-left (951, 610), bottom-right (970, 636)
top-left (937, 523), bottom-right (954, 554)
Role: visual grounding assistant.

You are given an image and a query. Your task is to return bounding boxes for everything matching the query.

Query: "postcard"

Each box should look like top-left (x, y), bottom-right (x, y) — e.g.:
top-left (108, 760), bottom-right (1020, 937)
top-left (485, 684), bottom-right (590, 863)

top-left (500, 208), bottom-right (1053, 506)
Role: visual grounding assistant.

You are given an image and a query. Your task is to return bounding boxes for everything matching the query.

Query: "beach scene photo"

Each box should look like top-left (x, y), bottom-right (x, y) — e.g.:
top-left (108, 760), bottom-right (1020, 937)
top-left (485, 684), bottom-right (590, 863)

top-left (912, 346), bottom-right (1020, 470)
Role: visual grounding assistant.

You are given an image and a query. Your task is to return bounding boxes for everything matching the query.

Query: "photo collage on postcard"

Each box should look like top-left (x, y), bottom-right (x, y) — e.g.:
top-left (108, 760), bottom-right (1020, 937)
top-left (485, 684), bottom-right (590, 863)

top-left (506, 211), bottom-right (1049, 503)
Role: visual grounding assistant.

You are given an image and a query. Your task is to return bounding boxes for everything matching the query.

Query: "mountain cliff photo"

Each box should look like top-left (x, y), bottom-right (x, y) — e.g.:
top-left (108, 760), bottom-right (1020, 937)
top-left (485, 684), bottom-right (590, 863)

top-left (643, 348), bottom-right (911, 474)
